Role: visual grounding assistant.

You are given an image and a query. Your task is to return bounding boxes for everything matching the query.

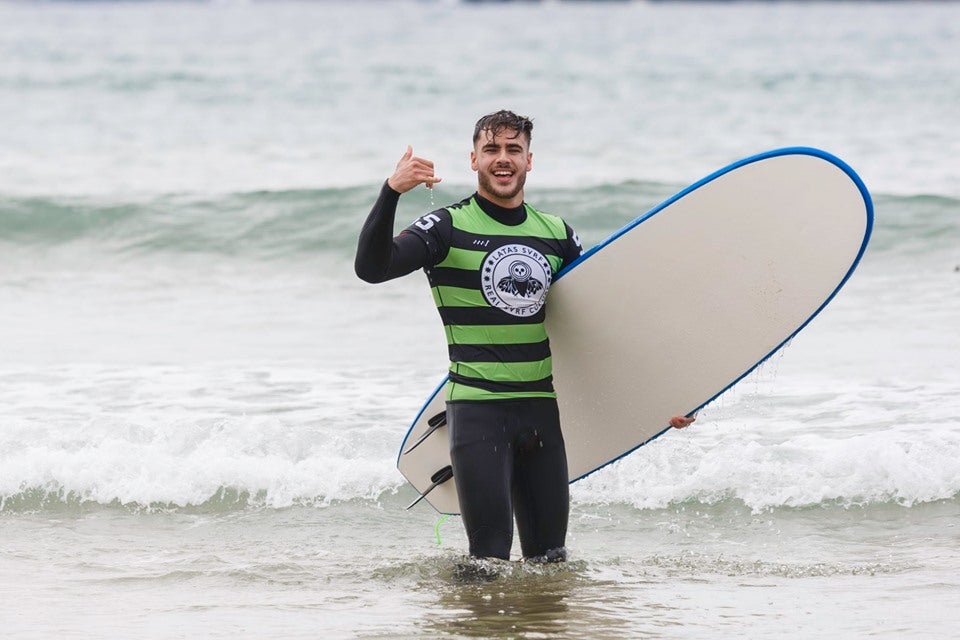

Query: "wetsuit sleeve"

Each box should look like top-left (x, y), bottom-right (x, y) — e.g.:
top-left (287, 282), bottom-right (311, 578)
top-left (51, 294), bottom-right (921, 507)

top-left (355, 181), bottom-right (433, 283)
top-left (402, 208), bottom-right (454, 262)
top-left (561, 222), bottom-right (584, 269)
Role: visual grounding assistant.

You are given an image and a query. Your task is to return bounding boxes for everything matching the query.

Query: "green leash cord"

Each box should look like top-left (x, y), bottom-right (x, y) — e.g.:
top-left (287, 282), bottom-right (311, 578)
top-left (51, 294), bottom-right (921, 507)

top-left (435, 514), bottom-right (450, 546)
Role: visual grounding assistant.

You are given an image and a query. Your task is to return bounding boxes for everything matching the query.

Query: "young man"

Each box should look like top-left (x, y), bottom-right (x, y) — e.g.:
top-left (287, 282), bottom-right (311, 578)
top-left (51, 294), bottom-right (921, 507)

top-left (355, 110), bottom-right (694, 561)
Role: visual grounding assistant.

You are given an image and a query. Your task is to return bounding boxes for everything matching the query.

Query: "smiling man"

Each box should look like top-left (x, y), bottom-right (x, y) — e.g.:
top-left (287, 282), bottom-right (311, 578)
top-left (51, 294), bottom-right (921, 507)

top-left (471, 114), bottom-right (531, 207)
top-left (355, 110), bottom-right (691, 562)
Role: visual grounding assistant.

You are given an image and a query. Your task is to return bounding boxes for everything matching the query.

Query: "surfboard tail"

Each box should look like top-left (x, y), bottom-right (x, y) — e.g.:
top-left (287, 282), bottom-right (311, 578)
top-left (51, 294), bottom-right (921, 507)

top-left (405, 465), bottom-right (454, 510)
top-left (401, 411), bottom-right (447, 456)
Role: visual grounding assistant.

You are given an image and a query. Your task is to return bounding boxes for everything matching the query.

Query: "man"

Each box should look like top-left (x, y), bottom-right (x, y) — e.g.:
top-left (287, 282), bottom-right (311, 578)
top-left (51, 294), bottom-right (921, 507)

top-left (356, 110), bottom-right (694, 562)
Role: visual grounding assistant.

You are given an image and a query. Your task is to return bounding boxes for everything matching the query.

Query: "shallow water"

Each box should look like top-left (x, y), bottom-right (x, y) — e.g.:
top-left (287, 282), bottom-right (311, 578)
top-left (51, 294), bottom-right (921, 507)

top-left (5, 498), bottom-right (958, 638)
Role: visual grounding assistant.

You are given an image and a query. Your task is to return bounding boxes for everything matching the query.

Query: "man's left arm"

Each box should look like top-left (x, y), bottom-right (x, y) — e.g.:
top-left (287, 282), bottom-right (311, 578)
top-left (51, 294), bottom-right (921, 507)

top-left (562, 222), bottom-right (584, 268)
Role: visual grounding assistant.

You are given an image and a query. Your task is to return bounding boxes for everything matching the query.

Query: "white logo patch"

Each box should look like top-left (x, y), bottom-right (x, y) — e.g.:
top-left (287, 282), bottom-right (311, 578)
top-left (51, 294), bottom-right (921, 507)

top-left (481, 244), bottom-right (552, 317)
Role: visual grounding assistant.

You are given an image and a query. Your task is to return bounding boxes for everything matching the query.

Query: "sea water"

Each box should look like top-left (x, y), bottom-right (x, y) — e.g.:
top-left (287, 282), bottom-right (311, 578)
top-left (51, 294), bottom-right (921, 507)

top-left (1, 1), bottom-right (958, 638)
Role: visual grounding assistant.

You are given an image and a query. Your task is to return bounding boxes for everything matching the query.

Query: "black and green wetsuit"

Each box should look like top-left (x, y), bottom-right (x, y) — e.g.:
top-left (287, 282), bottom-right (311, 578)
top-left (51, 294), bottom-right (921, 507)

top-left (356, 181), bottom-right (582, 560)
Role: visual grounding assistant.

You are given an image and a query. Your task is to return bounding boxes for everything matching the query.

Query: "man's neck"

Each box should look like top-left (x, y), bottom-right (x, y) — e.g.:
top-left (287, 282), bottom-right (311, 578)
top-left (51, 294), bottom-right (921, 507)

top-left (477, 188), bottom-right (524, 210)
top-left (474, 192), bottom-right (527, 226)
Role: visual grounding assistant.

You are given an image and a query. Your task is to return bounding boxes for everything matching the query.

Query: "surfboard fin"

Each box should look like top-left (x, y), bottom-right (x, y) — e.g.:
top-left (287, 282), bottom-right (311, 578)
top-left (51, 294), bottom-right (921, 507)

top-left (405, 465), bottom-right (454, 510)
top-left (401, 411), bottom-right (447, 456)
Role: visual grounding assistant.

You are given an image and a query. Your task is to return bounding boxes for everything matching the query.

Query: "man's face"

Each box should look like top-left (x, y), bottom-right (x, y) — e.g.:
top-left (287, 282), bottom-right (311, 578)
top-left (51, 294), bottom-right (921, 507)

top-left (471, 127), bottom-right (532, 208)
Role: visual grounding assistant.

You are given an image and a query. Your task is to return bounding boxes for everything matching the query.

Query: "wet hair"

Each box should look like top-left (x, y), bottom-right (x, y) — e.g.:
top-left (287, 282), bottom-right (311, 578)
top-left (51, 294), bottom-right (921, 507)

top-left (472, 110), bottom-right (534, 145)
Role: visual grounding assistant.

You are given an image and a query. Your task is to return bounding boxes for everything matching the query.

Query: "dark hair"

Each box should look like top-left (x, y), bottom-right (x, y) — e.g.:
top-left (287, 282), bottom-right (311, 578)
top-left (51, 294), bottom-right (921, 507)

top-left (472, 110), bottom-right (534, 145)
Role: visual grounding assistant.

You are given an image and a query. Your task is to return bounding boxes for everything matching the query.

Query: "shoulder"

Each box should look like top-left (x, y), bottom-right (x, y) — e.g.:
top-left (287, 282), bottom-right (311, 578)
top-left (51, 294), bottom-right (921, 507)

top-left (525, 205), bottom-right (577, 243)
top-left (408, 195), bottom-right (474, 235)
top-left (526, 205), bottom-right (583, 262)
top-left (403, 203), bottom-right (464, 265)
top-left (408, 207), bottom-right (453, 235)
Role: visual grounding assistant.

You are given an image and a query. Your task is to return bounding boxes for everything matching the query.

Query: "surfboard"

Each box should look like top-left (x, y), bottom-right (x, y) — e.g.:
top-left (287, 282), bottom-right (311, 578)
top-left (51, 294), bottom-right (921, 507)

top-left (398, 147), bottom-right (874, 515)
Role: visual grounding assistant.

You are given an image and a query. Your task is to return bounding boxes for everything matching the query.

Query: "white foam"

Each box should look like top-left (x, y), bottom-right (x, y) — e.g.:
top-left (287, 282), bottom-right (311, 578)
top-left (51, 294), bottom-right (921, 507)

top-left (573, 410), bottom-right (960, 512)
top-left (3, 366), bottom-right (957, 513)
top-left (0, 413), bottom-right (406, 510)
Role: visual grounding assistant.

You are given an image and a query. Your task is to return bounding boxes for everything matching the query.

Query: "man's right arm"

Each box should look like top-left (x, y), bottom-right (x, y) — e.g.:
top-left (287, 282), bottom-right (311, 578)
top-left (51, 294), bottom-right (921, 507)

top-left (354, 181), bottom-right (432, 284)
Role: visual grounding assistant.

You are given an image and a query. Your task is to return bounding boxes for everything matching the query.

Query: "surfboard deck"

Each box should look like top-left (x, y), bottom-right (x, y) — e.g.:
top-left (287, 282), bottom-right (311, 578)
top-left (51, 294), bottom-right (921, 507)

top-left (398, 147), bottom-right (874, 515)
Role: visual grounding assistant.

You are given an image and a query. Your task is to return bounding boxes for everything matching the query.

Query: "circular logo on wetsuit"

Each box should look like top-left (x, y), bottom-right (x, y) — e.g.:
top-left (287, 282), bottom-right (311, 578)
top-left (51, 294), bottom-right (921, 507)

top-left (481, 244), bottom-right (552, 317)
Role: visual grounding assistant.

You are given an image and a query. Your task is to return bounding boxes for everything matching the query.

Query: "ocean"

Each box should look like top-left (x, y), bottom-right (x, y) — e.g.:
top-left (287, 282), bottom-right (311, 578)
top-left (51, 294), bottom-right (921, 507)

top-left (1, 1), bottom-right (958, 638)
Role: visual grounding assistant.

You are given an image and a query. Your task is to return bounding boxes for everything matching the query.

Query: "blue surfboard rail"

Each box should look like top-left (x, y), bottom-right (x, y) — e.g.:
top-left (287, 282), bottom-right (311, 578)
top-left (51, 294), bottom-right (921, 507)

top-left (398, 147), bottom-right (874, 480)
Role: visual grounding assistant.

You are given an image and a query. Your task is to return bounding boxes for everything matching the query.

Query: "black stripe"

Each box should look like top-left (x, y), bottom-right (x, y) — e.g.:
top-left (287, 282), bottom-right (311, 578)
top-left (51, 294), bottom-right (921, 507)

top-left (440, 306), bottom-right (545, 327)
top-left (449, 372), bottom-right (555, 394)
top-left (449, 340), bottom-right (552, 363)
top-left (450, 229), bottom-right (566, 259)
top-left (427, 266), bottom-right (478, 290)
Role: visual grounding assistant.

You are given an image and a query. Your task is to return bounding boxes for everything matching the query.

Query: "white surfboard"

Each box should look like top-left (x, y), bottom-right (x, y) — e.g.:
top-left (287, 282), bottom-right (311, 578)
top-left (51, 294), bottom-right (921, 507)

top-left (398, 147), bottom-right (873, 515)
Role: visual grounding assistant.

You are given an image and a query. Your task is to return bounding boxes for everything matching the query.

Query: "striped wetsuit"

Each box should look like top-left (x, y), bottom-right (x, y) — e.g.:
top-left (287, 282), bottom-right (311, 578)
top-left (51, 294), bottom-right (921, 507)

top-left (355, 181), bottom-right (582, 560)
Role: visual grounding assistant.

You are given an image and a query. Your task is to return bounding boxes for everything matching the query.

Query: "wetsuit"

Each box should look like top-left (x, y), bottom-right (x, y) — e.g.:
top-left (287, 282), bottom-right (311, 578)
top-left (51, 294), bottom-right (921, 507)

top-left (356, 181), bottom-right (582, 560)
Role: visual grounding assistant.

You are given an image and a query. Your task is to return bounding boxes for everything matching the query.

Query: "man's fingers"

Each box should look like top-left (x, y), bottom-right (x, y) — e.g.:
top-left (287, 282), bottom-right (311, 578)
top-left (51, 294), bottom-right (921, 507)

top-left (390, 147), bottom-right (440, 193)
top-left (409, 157), bottom-right (440, 185)
top-left (400, 150), bottom-right (434, 174)
top-left (411, 156), bottom-right (434, 171)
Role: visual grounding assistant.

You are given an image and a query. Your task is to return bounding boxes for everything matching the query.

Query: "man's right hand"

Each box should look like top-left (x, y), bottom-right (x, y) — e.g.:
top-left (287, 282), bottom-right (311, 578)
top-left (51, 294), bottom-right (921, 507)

top-left (387, 146), bottom-right (442, 194)
top-left (669, 414), bottom-right (696, 429)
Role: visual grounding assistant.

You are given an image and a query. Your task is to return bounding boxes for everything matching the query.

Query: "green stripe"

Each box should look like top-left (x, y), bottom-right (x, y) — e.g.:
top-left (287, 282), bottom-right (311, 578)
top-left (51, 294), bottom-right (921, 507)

top-left (523, 208), bottom-right (568, 241)
top-left (453, 358), bottom-right (552, 383)
top-left (432, 286), bottom-right (485, 307)
top-left (450, 201), bottom-right (568, 240)
top-left (446, 381), bottom-right (557, 402)
top-left (450, 207), bottom-right (519, 236)
top-left (446, 323), bottom-right (547, 345)
top-left (436, 246), bottom-right (485, 270)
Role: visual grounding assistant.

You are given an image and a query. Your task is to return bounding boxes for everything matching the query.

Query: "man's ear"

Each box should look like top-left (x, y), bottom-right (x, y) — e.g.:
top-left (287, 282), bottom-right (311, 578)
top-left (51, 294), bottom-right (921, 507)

top-left (470, 150), bottom-right (478, 172)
